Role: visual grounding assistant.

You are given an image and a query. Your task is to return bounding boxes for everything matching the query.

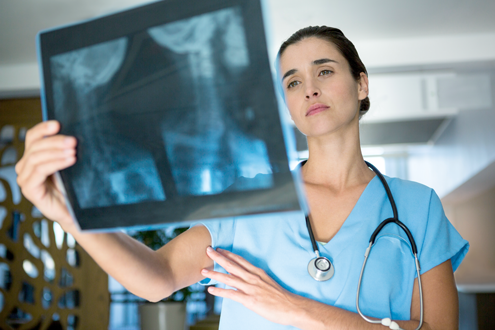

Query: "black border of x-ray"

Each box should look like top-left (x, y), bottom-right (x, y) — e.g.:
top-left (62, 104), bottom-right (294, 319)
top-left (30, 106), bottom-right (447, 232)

top-left (37, 0), bottom-right (301, 231)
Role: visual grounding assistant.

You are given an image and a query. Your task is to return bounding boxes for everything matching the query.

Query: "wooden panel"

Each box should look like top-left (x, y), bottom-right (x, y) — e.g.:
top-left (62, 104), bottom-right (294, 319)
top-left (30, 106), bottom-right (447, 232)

top-left (0, 98), bottom-right (43, 125)
top-left (477, 293), bottom-right (495, 330)
top-left (0, 98), bottom-right (109, 330)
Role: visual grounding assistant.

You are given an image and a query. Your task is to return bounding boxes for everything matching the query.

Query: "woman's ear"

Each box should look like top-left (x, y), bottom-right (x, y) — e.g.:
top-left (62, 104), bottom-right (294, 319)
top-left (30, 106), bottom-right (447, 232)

top-left (357, 72), bottom-right (369, 101)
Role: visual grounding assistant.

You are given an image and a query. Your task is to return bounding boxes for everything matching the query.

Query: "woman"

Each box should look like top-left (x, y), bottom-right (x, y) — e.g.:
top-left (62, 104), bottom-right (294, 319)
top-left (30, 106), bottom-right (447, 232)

top-left (16, 26), bottom-right (467, 329)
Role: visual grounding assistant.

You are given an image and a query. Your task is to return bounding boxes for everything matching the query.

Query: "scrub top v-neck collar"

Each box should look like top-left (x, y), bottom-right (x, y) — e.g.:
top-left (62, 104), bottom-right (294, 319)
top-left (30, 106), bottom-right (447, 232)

top-left (317, 174), bottom-right (379, 259)
top-left (293, 161), bottom-right (381, 259)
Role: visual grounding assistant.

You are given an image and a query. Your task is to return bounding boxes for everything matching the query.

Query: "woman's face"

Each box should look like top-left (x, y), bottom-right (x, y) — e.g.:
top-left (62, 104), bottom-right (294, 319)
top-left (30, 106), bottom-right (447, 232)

top-left (279, 37), bottom-right (368, 138)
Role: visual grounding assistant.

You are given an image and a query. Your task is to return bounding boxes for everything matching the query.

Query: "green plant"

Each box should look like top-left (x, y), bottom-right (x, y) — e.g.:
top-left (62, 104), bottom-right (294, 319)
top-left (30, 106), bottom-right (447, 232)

top-left (131, 227), bottom-right (197, 302)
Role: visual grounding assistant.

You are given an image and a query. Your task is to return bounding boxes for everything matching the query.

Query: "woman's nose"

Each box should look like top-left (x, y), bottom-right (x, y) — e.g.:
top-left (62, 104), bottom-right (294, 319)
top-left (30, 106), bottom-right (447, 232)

top-left (305, 91), bottom-right (319, 99)
top-left (305, 81), bottom-right (320, 99)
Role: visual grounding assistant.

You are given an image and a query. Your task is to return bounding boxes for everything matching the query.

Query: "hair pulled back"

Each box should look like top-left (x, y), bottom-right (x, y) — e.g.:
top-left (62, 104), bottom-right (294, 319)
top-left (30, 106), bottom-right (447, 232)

top-left (278, 26), bottom-right (370, 117)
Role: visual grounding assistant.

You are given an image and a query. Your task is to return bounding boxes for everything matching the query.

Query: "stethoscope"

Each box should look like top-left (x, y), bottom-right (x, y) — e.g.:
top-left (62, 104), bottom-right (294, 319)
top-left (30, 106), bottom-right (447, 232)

top-left (304, 161), bottom-right (424, 330)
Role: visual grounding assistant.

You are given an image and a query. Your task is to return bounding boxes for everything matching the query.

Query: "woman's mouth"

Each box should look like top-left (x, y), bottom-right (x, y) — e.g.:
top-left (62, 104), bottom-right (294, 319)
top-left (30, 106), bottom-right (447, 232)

top-left (306, 103), bottom-right (329, 116)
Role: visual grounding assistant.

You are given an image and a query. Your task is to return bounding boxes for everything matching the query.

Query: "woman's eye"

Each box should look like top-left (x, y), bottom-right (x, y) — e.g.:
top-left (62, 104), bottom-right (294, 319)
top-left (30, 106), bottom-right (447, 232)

top-left (287, 81), bottom-right (300, 89)
top-left (319, 70), bottom-right (332, 76)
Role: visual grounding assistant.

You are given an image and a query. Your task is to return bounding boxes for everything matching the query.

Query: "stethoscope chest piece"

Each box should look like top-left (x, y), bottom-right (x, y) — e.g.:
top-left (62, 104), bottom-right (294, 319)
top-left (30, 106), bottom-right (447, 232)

top-left (308, 256), bottom-right (334, 281)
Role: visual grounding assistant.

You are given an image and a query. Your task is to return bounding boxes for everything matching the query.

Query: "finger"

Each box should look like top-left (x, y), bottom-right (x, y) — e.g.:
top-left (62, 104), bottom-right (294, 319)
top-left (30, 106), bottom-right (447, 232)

top-left (207, 285), bottom-right (246, 302)
top-left (29, 148), bottom-right (76, 165)
top-left (14, 157), bottom-right (24, 176)
top-left (20, 157), bottom-right (76, 193)
top-left (17, 148), bottom-right (76, 184)
top-left (18, 157), bottom-right (76, 199)
top-left (206, 247), bottom-right (249, 275)
top-left (206, 248), bottom-right (264, 286)
top-left (25, 121), bottom-right (60, 147)
top-left (26, 135), bottom-right (77, 155)
top-left (19, 153), bottom-right (76, 184)
top-left (216, 248), bottom-right (266, 276)
top-left (201, 269), bottom-right (248, 292)
top-left (18, 136), bottom-right (76, 175)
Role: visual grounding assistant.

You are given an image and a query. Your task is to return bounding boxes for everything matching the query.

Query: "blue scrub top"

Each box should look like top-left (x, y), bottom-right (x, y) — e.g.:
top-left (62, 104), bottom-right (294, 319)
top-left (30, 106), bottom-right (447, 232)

top-left (198, 175), bottom-right (469, 330)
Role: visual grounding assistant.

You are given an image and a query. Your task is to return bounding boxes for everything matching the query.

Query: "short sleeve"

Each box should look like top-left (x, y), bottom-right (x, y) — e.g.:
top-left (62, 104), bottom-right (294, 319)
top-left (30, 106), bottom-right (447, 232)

top-left (190, 218), bottom-right (236, 285)
top-left (418, 190), bottom-right (469, 274)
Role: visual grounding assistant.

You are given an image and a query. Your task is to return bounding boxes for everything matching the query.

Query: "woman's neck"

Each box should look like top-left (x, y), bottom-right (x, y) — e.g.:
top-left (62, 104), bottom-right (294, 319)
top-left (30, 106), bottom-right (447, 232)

top-left (301, 123), bottom-right (374, 191)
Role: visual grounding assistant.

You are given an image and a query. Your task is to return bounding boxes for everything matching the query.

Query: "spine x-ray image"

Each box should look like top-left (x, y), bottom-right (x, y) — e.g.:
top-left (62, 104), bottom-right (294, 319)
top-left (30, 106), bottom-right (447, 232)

top-left (50, 7), bottom-right (274, 209)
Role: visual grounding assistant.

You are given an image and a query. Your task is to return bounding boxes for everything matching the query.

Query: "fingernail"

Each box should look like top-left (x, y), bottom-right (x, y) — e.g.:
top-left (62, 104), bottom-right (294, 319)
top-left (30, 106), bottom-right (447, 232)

top-left (201, 269), bottom-right (209, 274)
top-left (207, 246), bottom-right (214, 252)
top-left (48, 121), bottom-right (58, 130)
top-left (64, 137), bottom-right (74, 145)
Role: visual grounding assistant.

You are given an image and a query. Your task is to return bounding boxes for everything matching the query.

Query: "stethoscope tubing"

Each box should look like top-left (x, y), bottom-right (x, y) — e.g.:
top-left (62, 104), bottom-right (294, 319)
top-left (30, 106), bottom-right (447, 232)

top-left (305, 214), bottom-right (319, 256)
top-left (302, 160), bottom-right (424, 329)
top-left (356, 244), bottom-right (424, 330)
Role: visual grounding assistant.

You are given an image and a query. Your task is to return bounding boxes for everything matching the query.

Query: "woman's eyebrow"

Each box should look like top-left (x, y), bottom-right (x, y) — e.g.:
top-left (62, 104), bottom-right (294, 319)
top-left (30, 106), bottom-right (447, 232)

top-left (313, 58), bottom-right (338, 65)
top-left (282, 69), bottom-right (297, 82)
top-left (282, 58), bottom-right (338, 82)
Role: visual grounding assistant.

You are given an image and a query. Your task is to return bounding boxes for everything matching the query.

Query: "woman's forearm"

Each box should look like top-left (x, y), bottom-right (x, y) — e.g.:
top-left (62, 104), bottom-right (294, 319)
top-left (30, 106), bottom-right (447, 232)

top-left (288, 294), bottom-right (429, 330)
top-left (63, 222), bottom-right (175, 302)
top-left (62, 222), bottom-right (213, 302)
top-left (203, 248), bottom-right (454, 330)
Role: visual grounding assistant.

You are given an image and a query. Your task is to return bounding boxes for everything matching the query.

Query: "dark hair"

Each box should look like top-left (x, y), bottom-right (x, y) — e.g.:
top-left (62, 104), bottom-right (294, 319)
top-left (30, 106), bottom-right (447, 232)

top-left (278, 26), bottom-right (370, 117)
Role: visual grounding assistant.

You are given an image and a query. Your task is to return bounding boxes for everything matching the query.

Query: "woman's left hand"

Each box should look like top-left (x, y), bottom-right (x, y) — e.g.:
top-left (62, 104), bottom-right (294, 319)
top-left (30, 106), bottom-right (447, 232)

top-left (202, 247), bottom-right (301, 326)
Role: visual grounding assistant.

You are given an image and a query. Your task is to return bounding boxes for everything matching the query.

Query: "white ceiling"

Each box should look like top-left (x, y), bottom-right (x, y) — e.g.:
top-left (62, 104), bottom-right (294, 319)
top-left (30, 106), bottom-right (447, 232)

top-left (1, 0), bottom-right (495, 66)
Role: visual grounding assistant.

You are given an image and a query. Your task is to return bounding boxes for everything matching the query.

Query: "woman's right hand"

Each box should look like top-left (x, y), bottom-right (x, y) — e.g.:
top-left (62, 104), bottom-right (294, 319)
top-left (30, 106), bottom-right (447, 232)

top-left (15, 121), bottom-right (214, 302)
top-left (15, 120), bottom-right (77, 229)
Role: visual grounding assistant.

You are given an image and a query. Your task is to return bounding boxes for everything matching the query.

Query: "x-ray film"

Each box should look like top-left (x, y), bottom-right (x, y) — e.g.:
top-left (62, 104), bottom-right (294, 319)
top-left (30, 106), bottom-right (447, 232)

top-left (37, 0), bottom-right (302, 231)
